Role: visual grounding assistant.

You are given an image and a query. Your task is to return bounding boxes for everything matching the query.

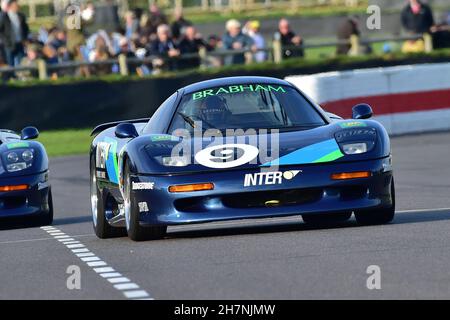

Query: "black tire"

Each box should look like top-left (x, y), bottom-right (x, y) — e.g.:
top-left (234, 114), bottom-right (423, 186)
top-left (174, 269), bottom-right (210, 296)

top-left (90, 157), bottom-right (124, 238)
top-left (302, 212), bottom-right (352, 226)
top-left (123, 160), bottom-right (166, 241)
top-left (37, 188), bottom-right (54, 226)
top-left (355, 179), bottom-right (396, 225)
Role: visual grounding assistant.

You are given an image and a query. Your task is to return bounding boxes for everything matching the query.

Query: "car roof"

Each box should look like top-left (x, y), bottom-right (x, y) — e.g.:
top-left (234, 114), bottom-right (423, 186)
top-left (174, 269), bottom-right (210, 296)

top-left (180, 76), bottom-right (293, 94)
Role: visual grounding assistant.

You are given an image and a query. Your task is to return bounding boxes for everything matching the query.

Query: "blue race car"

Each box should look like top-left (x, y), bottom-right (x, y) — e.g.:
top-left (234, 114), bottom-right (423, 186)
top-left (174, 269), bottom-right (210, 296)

top-left (0, 127), bottom-right (53, 225)
top-left (90, 76), bottom-right (394, 241)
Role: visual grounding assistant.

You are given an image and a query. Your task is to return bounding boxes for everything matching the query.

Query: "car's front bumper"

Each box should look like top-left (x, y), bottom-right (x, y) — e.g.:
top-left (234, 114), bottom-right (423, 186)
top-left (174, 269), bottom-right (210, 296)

top-left (0, 171), bottom-right (51, 218)
top-left (130, 157), bottom-right (393, 226)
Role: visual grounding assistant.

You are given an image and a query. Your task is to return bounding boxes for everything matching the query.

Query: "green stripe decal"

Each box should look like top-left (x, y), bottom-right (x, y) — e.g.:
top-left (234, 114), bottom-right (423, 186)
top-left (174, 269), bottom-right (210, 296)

top-left (7, 142), bottom-right (29, 149)
top-left (313, 149), bottom-right (344, 163)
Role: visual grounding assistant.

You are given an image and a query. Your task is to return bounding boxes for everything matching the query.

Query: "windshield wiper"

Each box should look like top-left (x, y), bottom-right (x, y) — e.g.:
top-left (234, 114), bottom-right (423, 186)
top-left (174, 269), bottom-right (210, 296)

top-left (177, 112), bottom-right (196, 129)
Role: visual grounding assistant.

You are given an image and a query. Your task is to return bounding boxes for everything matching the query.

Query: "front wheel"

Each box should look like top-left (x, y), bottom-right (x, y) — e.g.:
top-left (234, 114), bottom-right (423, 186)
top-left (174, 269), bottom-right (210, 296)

top-left (91, 157), bottom-right (124, 238)
top-left (37, 188), bottom-right (54, 226)
top-left (355, 179), bottom-right (395, 225)
top-left (123, 160), bottom-right (166, 241)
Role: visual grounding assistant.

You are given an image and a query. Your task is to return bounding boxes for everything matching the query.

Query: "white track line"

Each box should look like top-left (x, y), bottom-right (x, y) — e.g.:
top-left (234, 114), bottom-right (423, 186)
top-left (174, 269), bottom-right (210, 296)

top-left (397, 208), bottom-right (450, 213)
top-left (40, 227), bottom-right (152, 300)
top-left (100, 272), bottom-right (122, 278)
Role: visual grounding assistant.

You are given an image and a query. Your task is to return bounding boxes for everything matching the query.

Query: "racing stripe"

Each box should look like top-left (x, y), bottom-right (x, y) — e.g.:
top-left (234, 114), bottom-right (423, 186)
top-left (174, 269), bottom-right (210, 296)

top-left (261, 139), bottom-right (344, 167)
top-left (313, 149), bottom-right (344, 163)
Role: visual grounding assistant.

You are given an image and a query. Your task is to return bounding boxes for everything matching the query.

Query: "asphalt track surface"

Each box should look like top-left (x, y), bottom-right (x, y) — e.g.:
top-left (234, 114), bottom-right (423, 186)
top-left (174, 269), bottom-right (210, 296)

top-left (1, 132), bottom-right (450, 300)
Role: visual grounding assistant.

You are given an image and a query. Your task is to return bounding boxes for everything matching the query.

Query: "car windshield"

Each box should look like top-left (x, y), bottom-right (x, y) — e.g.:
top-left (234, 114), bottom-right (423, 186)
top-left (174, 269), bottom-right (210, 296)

top-left (168, 84), bottom-right (326, 133)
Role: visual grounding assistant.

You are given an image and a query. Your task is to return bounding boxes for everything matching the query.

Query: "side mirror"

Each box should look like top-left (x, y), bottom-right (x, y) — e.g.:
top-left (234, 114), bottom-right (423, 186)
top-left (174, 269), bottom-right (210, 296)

top-left (115, 123), bottom-right (139, 139)
top-left (352, 103), bottom-right (373, 119)
top-left (21, 126), bottom-right (39, 140)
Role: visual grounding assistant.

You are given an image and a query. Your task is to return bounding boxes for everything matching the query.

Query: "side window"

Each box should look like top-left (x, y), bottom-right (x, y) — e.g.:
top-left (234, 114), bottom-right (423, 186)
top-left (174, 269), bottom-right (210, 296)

top-left (143, 93), bottom-right (178, 134)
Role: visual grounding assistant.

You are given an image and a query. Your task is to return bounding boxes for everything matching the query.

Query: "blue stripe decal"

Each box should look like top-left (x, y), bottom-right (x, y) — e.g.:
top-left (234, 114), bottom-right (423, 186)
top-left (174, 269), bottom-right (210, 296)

top-left (261, 139), bottom-right (343, 167)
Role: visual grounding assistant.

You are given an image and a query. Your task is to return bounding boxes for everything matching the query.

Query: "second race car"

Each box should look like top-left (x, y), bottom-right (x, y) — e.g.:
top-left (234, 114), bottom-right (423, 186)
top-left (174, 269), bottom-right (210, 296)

top-left (0, 127), bottom-right (53, 226)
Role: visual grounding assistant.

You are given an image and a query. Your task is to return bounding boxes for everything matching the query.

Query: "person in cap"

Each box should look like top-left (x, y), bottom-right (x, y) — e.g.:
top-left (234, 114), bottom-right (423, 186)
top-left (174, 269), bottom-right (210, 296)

top-left (245, 20), bottom-right (266, 62)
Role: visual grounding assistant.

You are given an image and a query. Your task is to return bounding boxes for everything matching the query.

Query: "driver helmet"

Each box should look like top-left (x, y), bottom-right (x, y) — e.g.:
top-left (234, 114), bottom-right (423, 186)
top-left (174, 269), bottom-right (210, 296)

top-left (199, 95), bottom-right (230, 124)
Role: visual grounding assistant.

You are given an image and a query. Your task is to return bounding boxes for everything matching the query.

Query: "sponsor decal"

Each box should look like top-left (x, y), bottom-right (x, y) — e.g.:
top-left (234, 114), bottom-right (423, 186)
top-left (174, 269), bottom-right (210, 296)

top-left (96, 171), bottom-right (106, 179)
top-left (244, 170), bottom-right (301, 187)
top-left (138, 202), bottom-right (149, 213)
top-left (195, 143), bottom-right (259, 169)
top-left (150, 134), bottom-right (179, 142)
top-left (132, 181), bottom-right (155, 190)
top-left (6, 142), bottom-right (29, 149)
top-left (339, 121), bottom-right (367, 128)
top-left (192, 84), bottom-right (286, 100)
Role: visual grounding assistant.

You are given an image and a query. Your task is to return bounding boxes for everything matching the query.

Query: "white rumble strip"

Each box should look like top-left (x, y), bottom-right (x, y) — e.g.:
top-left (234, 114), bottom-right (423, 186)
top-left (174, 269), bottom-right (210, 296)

top-left (40, 226), bottom-right (152, 300)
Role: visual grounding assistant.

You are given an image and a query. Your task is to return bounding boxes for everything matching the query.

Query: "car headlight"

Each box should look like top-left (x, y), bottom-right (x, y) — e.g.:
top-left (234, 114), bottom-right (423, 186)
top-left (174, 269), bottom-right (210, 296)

top-left (22, 150), bottom-right (34, 162)
top-left (4, 149), bottom-right (34, 172)
top-left (161, 156), bottom-right (189, 167)
top-left (7, 152), bottom-right (19, 163)
top-left (341, 142), bottom-right (368, 155)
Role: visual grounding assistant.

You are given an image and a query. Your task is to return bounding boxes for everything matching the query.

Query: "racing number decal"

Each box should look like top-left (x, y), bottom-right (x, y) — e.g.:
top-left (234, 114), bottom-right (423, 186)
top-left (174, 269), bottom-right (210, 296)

top-left (195, 144), bottom-right (259, 169)
top-left (95, 139), bottom-right (120, 184)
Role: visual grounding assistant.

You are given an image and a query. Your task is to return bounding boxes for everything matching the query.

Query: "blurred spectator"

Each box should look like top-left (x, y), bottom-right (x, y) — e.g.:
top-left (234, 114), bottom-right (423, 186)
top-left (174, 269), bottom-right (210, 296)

top-left (431, 12), bottom-right (450, 49)
top-left (245, 20), bottom-right (266, 62)
top-left (178, 26), bottom-right (207, 69)
top-left (124, 10), bottom-right (140, 40)
top-left (0, 0), bottom-right (29, 66)
top-left (89, 33), bottom-right (112, 75)
top-left (48, 28), bottom-right (67, 51)
top-left (42, 44), bottom-right (58, 64)
top-left (336, 16), bottom-right (371, 55)
top-left (0, 0), bottom-right (7, 64)
top-left (205, 34), bottom-right (222, 67)
top-left (401, 0), bottom-right (434, 34)
top-left (274, 18), bottom-right (303, 59)
top-left (222, 19), bottom-right (254, 65)
top-left (115, 36), bottom-right (139, 74)
top-left (142, 3), bottom-right (167, 37)
top-left (171, 7), bottom-right (191, 41)
top-left (336, 16), bottom-right (359, 55)
top-left (148, 24), bottom-right (179, 72)
top-left (81, 2), bottom-right (97, 35)
top-left (17, 42), bottom-right (40, 80)
top-left (207, 34), bottom-right (221, 50)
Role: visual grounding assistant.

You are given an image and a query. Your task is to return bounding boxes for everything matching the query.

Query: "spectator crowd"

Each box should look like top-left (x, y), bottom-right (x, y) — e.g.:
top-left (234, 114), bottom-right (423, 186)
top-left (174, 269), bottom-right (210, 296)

top-left (0, 0), bottom-right (449, 80)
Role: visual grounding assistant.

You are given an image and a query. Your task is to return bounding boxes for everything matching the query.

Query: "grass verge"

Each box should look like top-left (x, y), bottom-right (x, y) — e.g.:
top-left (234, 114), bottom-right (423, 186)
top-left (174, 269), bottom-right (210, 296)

top-left (37, 128), bottom-right (92, 157)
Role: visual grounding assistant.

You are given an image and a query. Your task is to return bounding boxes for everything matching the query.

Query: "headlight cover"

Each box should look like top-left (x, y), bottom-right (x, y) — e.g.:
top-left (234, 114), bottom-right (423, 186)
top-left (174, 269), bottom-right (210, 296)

top-left (160, 156), bottom-right (189, 167)
top-left (335, 128), bottom-right (377, 155)
top-left (4, 148), bottom-right (35, 172)
top-left (341, 142), bottom-right (368, 155)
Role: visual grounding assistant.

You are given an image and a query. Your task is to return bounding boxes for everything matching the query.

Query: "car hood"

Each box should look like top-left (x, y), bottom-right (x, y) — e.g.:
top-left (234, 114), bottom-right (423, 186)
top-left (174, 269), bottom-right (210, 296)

top-left (132, 120), bottom-right (389, 175)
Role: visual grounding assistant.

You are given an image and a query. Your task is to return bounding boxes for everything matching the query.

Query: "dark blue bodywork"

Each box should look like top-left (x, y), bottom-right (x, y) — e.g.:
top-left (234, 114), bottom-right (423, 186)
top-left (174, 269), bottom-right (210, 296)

top-left (0, 130), bottom-right (52, 220)
top-left (90, 76), bottom-right (394, 229)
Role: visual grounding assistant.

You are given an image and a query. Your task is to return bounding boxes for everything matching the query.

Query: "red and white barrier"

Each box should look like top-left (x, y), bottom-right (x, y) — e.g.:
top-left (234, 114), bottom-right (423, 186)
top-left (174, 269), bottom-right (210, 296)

top-left (285, 63), bottom-right (450, 135)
